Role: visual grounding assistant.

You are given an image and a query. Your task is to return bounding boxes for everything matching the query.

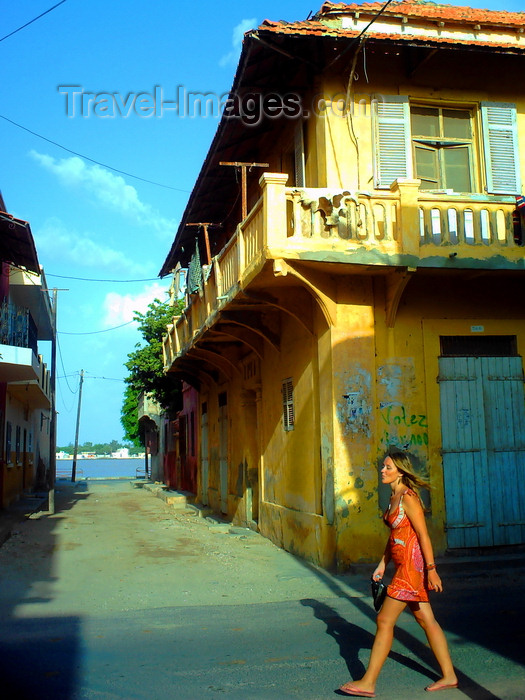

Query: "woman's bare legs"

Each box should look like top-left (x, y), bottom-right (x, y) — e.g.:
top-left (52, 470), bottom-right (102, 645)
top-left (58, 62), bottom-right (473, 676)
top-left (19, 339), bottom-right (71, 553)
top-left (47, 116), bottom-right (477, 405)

top-left (340, 597), bottom-right (406, 695)
top-left (409, 601), bottom-right (458, 690)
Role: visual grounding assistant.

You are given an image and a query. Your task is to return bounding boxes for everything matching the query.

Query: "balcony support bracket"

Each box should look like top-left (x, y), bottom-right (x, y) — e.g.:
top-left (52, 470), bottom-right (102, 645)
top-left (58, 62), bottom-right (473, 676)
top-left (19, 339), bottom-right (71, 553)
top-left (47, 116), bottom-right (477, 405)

top-left (385, 267), bottom-right (415, 328)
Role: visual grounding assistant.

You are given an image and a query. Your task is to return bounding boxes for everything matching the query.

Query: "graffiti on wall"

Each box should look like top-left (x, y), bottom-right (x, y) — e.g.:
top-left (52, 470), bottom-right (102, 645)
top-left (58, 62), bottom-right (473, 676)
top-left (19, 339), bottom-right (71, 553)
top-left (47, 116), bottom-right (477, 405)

top-left (376, 359), bottom-right (427, 450)
top-left (379, 402), bottom-right (428, 449)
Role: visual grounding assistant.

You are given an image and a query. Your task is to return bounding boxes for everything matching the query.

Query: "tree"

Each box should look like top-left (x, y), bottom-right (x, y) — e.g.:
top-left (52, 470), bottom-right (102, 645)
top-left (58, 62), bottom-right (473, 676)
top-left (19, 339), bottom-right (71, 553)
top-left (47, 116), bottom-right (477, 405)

top-left (121, 298), bottom-right (184, 445)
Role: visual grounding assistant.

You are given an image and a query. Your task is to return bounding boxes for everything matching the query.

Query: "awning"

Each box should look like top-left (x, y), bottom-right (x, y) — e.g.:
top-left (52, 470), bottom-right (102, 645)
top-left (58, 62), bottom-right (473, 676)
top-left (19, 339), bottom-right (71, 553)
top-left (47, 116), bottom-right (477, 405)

top-left (0, 211), bottom-right (40, 275)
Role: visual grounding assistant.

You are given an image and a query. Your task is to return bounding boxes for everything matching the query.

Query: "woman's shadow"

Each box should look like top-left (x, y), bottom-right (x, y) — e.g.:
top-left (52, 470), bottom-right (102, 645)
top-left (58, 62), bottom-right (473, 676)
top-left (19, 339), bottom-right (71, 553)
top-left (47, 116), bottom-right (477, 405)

top-left (300, 598), bottom-right (436, 695)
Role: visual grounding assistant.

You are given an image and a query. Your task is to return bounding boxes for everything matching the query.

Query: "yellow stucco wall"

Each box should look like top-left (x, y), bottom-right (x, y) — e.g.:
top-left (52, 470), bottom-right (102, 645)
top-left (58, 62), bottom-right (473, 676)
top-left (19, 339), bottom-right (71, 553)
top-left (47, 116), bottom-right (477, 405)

top-left (188, 45), bottom-right (525, 570)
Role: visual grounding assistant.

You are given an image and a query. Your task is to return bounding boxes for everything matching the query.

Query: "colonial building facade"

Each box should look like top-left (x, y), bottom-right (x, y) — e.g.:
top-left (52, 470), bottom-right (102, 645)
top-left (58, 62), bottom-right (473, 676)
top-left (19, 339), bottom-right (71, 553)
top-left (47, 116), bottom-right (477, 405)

top-left (160, 2), bottom-right (525, 568)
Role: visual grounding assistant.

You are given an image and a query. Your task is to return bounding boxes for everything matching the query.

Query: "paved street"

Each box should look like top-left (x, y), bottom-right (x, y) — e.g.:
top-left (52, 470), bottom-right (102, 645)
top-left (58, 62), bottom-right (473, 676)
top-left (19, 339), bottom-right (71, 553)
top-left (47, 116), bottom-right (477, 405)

top-left (0, 479), bottom-right (523, 699)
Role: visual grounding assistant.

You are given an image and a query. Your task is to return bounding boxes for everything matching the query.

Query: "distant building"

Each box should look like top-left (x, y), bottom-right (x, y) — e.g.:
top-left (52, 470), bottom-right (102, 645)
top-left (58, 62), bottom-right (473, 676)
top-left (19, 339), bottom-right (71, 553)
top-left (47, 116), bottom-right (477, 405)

top-left (111, 447), bottom-right (129, 459)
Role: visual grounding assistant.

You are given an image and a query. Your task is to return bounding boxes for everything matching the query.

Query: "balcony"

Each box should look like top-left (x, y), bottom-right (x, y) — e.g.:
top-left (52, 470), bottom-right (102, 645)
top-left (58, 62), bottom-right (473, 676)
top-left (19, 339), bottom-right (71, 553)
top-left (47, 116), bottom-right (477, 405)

top-left (163, 173), bottom-right (522, 366)
top-left (0, 301), bottom-right (51, 408)
top-left (7, 353), bottom-right (51, 409)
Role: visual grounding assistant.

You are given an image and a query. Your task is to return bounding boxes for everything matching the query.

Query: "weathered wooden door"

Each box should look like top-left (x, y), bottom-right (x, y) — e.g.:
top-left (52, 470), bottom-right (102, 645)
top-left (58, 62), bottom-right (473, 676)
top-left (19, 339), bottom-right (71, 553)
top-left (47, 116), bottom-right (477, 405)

top-left (439, 355), bottom-right (525, 548)
top-left (218, 393), bottom-right (228, 514)
top-left (201, 404), bottom-right (209, 505)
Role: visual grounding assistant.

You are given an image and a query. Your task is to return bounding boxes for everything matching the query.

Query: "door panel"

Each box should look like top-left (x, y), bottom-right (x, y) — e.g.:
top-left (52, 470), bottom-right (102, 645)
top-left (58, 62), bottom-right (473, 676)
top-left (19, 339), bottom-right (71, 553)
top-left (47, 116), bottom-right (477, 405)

top-left (439, 355), bottom-right (525, 548)
top-left (439, 357), bottom-right (491, 547)
top-left (482, 357), bottom-right (525, 545)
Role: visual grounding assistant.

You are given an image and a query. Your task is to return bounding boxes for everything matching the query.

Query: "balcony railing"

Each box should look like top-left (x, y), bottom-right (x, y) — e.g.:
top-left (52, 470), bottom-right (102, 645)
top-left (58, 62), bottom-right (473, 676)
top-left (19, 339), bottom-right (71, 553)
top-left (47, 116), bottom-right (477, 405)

top-left (0, 300), bottom-right (38, 355)
top-left (163, 174), bottom-right (522, 366)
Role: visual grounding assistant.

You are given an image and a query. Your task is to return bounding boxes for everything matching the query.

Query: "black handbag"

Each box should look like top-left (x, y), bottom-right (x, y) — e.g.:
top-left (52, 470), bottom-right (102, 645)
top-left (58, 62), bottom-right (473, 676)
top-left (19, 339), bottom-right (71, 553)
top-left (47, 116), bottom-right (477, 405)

top-left (370, 577), bottom-right (387, 611)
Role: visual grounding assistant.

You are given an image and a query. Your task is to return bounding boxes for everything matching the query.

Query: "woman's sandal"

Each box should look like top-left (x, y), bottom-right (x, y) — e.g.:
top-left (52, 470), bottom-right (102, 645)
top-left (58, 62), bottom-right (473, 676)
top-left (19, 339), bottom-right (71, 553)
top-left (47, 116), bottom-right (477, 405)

top-left (339, 683), bottom-right (376, 697)
top-left (425, 681), bottom-right (459, 692)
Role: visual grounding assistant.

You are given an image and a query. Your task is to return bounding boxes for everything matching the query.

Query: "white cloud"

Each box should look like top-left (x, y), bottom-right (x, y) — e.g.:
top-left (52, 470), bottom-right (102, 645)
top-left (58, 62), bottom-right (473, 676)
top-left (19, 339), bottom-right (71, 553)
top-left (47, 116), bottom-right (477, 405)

top-left (30, 151), bottom-right (176, 239)
top-left (34, 217), bottom-right (147, 275)
top-left (103, 282), bottom-right (171, 328)
top-left (219, 18), bottom-right (257, 67)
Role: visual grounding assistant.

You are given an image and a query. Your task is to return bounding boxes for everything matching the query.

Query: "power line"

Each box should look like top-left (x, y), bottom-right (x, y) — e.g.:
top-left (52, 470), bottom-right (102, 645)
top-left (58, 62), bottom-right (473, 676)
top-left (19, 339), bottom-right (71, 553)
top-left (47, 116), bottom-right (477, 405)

top-left (58, 320), bottom-right (135, 335)
top-left (0, 1), bottom-right (67, 44)
top-left (325, 0), bottom-right (397, 70)
top-left (46, 272), bottom-right (161, 283)
top-left (0, 113), bottom-right (192, 193)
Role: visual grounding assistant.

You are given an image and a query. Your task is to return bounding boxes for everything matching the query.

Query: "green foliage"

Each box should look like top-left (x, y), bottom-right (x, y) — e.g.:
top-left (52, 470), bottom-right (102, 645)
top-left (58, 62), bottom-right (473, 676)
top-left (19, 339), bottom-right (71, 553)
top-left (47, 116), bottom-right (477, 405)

top-left (120, 297), bottom-right (184, 445)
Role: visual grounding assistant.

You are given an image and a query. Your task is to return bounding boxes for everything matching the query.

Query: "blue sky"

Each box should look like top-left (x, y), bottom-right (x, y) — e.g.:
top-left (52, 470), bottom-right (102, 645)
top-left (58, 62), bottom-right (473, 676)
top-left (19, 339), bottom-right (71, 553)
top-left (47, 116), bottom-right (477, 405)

top-left (2, 0), bottom-right (521, 446)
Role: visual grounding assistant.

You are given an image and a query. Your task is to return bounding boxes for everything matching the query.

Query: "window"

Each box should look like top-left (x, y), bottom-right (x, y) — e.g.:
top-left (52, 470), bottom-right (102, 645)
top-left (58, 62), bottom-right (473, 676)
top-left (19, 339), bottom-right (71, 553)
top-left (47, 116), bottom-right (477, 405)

top-left (440, 335), bottom-right (517, 357)
top-left (411, 106), bottom-right (474, 192)
top-left (373, 98), bottom-right (521, 194)
top-left (281, 378), bottom-right (295, 432)
top-left (284, 123), bottom-right (306, 188)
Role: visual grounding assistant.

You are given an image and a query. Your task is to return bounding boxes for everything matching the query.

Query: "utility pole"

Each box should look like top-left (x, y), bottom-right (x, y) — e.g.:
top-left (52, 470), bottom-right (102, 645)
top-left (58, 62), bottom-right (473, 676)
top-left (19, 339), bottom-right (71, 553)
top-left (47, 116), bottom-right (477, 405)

top-left (48, 288), bottom-right (58, 514)
top-left (219, 161), bottom-right (269, 220)
top-left (71, 369), bottom-right (84, 483)
top-left (185, 223), bottom-right (221, 265)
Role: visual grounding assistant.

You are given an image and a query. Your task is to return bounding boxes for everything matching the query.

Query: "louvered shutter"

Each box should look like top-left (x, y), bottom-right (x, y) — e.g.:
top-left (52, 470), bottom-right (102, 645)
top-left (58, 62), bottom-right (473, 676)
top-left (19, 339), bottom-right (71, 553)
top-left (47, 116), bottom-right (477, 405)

top-left (281, 377), bottom-right (295, 431)
top-left (481, 102), bottom-right (521, 194)
top-left (373, 96), bottom-right (412, 189)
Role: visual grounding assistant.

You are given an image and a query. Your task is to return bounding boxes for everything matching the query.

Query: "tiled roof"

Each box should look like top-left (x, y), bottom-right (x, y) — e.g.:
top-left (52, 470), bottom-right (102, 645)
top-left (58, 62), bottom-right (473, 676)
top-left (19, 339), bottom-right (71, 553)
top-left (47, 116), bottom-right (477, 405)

top-left (260, 2), bottom-right (525, 51)
top-left (319, 2), bottom-right (525, 27)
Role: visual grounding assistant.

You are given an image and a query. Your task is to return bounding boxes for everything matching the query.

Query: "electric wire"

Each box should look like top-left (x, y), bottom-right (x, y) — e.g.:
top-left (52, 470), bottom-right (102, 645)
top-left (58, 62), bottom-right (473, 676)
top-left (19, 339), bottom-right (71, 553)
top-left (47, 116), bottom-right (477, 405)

top-left (0, 1), bottom-right (67, 44)
top-left (0, 113), bottom-right (191, 193)
top-left (325, 0), bottom-right (397, 70)
top-left (58, 320), bottom-right (135, 335)
top-left (57, 337), bottom-right (77, 393)
top-left (46, 273), bottom-right (161, 283)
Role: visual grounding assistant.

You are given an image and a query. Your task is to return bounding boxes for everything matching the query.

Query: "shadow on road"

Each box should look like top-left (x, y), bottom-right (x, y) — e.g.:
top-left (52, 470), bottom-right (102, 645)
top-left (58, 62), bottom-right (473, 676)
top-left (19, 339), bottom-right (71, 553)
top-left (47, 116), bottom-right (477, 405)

top-left (0, 480), bottom-right (90, 699)
top-left (297, 559), bottom-right (505, 700)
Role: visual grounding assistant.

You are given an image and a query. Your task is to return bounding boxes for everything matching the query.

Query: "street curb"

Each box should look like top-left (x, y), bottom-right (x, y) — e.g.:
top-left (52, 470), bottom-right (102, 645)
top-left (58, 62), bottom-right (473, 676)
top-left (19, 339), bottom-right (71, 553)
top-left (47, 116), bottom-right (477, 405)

top-left (135, 482), bottom-right (525, 579)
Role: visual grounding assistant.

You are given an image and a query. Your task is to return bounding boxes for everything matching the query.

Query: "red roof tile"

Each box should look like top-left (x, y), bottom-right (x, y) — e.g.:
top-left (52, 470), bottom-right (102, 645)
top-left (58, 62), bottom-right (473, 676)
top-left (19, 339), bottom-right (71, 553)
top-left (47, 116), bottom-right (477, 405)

top-left (259, 2), bottom-right (525, 51)
top-left (319, 2), bottom-right (525, 27)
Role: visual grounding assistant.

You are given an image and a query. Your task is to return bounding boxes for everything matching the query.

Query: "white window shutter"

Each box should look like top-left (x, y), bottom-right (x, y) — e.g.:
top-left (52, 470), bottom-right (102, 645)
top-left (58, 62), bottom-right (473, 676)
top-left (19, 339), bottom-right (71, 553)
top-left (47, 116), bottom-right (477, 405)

top-left (294, 123), bottom-right (305, 187)
top-left (481, 102), bottom-right (521, 194)
top-left (373, 96), bottom-right (412, 189)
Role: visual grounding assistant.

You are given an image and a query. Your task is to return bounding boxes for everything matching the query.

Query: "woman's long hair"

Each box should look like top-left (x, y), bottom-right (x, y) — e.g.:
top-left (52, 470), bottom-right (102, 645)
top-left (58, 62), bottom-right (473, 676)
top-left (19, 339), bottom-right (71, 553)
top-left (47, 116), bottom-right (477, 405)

top-left (389, 451), bottom-right (430, 506)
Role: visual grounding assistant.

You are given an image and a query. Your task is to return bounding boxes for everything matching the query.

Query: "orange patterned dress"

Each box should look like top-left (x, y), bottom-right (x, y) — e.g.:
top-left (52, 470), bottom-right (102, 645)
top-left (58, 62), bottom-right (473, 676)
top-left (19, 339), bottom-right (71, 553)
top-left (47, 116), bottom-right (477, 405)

top-left (384, 488), bottom-right (429, 602)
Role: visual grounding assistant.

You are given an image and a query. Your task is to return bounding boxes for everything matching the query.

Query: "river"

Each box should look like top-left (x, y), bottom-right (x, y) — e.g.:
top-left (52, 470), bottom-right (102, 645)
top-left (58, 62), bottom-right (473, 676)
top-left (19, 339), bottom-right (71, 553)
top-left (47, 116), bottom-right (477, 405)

top-left (56, 458), bottom-right (146, 480)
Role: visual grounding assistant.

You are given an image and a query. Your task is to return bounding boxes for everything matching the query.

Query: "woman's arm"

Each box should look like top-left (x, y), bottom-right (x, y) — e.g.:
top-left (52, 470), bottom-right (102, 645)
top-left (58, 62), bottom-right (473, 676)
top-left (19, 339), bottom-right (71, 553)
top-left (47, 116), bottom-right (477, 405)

top-left (372, 540), bottom-right (391, 581)
top-left (403, 493), bottom-right (444, 592)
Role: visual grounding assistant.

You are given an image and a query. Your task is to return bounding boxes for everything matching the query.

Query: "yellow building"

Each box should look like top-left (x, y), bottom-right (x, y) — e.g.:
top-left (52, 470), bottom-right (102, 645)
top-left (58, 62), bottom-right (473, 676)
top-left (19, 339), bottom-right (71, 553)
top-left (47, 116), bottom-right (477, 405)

top-left (160, 2), bottom-right (525, 569)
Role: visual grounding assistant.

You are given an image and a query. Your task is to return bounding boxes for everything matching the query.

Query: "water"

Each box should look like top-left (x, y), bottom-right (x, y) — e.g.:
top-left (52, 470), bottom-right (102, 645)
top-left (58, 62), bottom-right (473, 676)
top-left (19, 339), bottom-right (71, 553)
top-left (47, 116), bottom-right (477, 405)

top-left (56, 458), bottom-right (145, 480)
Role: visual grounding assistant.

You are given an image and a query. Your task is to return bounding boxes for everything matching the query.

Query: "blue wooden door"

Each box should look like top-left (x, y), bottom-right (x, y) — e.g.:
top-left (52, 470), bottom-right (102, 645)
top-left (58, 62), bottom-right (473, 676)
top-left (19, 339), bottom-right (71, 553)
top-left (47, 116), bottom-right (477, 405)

top-left (482, 357), bottom-right (525, 545)
top-left (439, 356), bottom-right (525, 548)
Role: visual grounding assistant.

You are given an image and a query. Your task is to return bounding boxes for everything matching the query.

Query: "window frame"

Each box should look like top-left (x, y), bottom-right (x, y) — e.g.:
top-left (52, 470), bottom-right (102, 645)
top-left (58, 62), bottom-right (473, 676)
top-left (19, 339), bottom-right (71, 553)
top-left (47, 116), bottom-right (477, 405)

top-left (410, 104), bottom-right (477, 193)
top-left (373, 97), bottom-right (521, 195)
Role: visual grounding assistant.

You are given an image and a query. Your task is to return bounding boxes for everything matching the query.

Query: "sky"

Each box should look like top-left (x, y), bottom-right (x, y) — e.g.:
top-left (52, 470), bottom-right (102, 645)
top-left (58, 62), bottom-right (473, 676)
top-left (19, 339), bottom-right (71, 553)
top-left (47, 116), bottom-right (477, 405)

top-left (2, 0), bottom-right (521, 447)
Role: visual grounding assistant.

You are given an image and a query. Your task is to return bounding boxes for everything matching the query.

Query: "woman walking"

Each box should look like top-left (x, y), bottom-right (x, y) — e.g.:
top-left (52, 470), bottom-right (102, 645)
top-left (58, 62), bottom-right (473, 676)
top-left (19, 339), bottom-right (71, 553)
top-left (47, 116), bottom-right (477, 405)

top-left (339, 452), bottom-right (457, 697)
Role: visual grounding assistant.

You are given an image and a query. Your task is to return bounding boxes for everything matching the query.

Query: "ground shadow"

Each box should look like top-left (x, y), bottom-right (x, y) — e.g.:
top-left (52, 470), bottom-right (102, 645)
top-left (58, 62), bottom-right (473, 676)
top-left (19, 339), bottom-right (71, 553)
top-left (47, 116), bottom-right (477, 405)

top-left (0, 479), bottom-right (91, 699)
top-left (296, 560), bottom-right (504, 700)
